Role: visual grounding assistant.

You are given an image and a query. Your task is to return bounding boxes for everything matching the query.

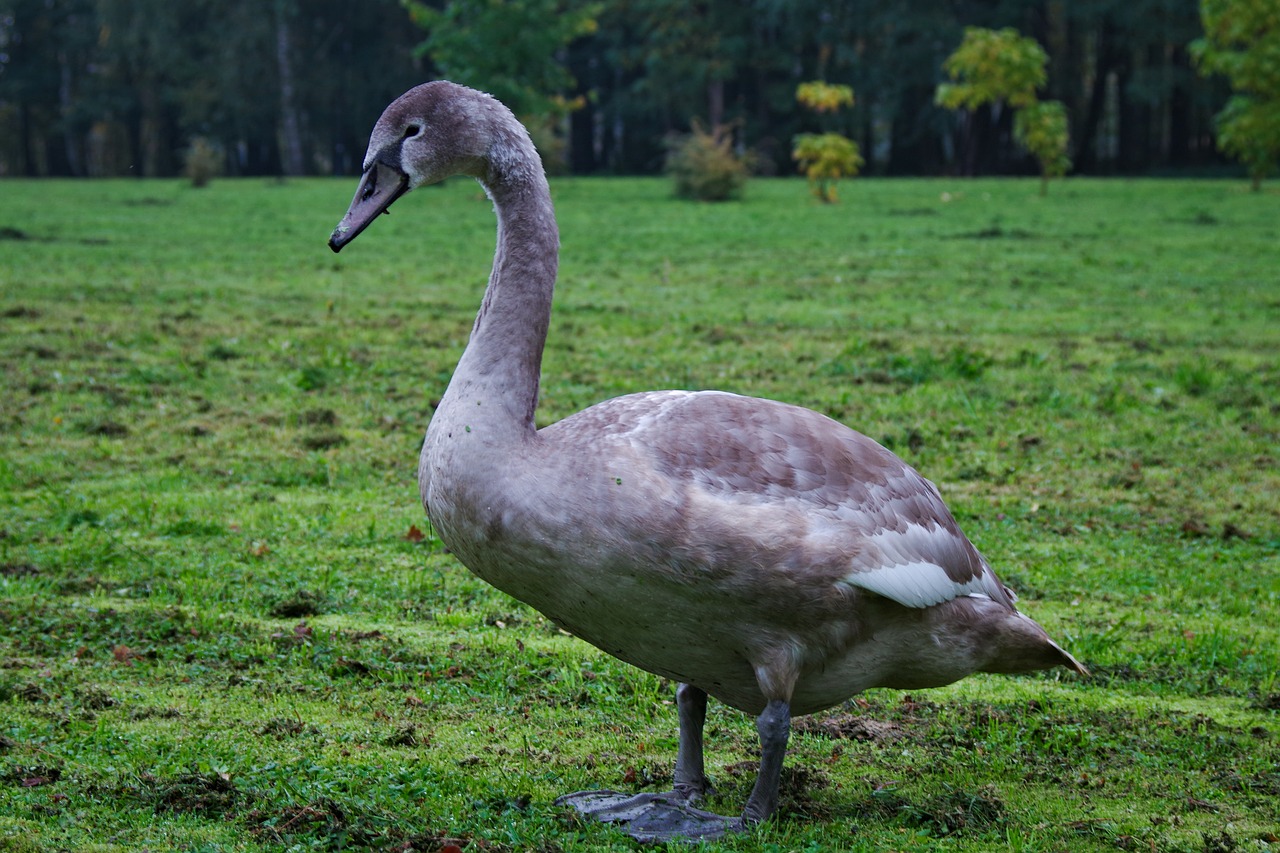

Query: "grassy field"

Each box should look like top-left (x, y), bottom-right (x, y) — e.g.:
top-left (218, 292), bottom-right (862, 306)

top-left (0, 175), bottom-right (1277, 852)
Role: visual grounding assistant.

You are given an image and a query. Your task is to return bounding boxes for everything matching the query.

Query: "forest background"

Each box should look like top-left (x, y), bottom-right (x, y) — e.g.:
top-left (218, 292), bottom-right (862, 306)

top-left (0, 0), bottom-right (1237, 180)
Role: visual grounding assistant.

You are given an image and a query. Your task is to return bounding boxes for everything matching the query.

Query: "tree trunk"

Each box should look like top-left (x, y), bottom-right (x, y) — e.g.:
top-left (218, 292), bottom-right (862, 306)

top-left (59, 50), bottom-right (83, 176)
top-left (276, 1), bottom-right (305, 176)
top-left (20, 101), bottom-right (35, 177)
top-left (1167, 45), bottom-right (1193, 167)
top-left (138, 81), bottom-right (171, 177)
top-left (707, 78), bottom-right (725, 131)
top-left (1074, 19), bottom-right (1117, 174)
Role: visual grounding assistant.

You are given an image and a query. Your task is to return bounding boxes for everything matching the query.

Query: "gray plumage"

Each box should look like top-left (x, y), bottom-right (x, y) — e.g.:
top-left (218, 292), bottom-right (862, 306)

top-left (331, 80), bottom-right (1085, 842)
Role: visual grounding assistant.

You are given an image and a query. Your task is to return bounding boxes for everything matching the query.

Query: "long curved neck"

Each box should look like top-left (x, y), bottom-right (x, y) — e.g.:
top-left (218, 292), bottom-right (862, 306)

top-left (440, 148), bottom-right (558, 437)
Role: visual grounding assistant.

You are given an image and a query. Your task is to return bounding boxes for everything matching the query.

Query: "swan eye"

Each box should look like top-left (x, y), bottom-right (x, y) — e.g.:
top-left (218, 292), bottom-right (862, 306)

top-left (403, 124), bottom-right (422, 139)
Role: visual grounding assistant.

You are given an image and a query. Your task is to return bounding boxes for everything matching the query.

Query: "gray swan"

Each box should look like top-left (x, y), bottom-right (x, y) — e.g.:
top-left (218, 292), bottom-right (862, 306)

top-left (329, 81), bottom-right (1085, 842)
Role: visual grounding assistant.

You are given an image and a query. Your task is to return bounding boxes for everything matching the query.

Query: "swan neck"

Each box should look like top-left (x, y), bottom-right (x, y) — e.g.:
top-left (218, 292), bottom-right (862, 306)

top-left (444, 160), bottom-right (558, 434)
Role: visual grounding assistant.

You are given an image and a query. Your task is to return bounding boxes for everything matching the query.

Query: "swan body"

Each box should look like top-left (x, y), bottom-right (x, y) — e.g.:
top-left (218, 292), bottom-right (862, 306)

top-left (331, 81), bottom-right (1084, 841)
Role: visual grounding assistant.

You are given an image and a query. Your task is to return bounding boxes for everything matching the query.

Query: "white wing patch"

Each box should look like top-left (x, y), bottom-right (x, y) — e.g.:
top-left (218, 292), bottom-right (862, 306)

top-left (840, 525), bottom-right (1004, 609)
top-left (844, 560), bottom-right (995, 608)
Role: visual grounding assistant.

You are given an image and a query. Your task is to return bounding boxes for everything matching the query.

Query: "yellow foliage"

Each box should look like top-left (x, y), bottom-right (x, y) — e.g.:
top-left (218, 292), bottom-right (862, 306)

top-left (1013, 100), bottom-right (1071, 194)
top-left (936, 27), bottom-right (1047, 111)
top-left (792, 133), bottom-right (863, 203)
top-left (1192, 0), bottom-right (1280, 189)
top-left (796, 81), bottom-right (855, 114)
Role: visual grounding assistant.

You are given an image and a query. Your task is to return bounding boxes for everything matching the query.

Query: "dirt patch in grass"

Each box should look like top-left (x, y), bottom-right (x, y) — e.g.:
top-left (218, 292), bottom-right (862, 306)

top-left (913, 785), bottom-right (1007, 835)
top-left (268, 588), bottom-right (327, 618)
top-left (850, 783), bottom-right (1007, 836)
top-left (953, 224), bottom-right (1037, 239)
top-left (794, 712), bottom-right (907, 743)
top-left (1213, 768), bottom-right (1280, 797)
top-left (141, 771), bottom-right (238, 815)
top-left (1255, 693), bottom-right (1280, 712)
top-left (301, 431), bottom-right (348, 451)
top-left (80, 419), bottom-right (130, 438)
top-left (248, 800), bottom-right (358, 848)
top-left (259, 717), bottom-right (323, 739)
top-left (75, 686), bottom-right (117, 710)
top-left (384, 722), bottom-right (425, 747)
top-left (2, 682), bottom-right (50, 703)
top-left (2, 764), bottom-right (63, 787)
top-left (247, 798), bottom-right (500, 852)
top-left (300, 407), bottom-right (340, 426)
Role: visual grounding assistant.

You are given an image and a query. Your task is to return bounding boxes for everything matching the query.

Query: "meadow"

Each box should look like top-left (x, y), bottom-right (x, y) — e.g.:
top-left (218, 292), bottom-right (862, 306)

top-left (0, 175), bottom-right (1277, 852)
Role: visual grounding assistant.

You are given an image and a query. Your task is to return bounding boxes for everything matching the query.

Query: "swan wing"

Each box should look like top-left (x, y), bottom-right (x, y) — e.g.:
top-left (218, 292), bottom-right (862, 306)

top-left (544, 389), bottom-right (1013, 611)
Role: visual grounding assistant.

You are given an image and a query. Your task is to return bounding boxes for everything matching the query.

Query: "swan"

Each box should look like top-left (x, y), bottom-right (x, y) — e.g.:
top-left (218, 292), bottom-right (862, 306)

top-left (329, 81), bottom-right (1085, 842)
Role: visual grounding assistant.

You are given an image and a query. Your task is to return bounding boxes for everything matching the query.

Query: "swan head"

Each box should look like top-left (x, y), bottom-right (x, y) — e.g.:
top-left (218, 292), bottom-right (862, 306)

top-left (329, 81), bottom-right (519, 252)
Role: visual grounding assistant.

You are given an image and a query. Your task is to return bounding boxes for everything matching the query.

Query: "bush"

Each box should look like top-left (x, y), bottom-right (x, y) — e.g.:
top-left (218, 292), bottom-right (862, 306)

top-left (792, 132), bottom-right (864, 203)
top-left (664, 122), bottom-right (752, 201)
top-left (183, 137), bottom-right (223, 188)
top-left (1013, 100), bottom-right (1071, 195)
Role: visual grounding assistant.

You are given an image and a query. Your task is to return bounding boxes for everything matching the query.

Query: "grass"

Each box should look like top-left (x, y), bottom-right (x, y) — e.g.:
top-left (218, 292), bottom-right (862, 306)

top-left (0, 175), bottom-right (1277, 852)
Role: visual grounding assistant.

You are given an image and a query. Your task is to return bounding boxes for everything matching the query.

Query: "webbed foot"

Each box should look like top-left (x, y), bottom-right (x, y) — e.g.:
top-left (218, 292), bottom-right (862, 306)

top-left (557, 790), bottom-right (744, 843)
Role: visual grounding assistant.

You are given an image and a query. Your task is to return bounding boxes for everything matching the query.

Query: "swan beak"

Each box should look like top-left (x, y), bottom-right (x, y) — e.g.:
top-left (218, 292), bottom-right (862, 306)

top-left (328, 161), bottom-right (410, 253)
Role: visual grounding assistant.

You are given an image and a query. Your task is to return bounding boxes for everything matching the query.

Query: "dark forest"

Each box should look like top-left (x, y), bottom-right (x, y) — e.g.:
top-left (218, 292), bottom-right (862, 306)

top-left (0, 0), bottom-right (1232, 178)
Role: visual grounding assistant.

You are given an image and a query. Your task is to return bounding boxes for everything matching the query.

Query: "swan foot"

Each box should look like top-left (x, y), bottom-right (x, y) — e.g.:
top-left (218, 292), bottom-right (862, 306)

top-left (557, 790), bottom-right (744, 843)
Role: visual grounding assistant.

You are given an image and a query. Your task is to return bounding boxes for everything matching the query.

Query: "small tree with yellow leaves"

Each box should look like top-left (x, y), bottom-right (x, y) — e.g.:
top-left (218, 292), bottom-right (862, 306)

top-left (1014, 101), bottom-right (1071, 196)
top-left (935, 27), bottom-right (1045, 113)
top-left (937, 27), bottom-right (1071, 194)
top-left (1191, 0), bottom-right (1280, 191)
top-left (792, 82), bottom-right (863, 203)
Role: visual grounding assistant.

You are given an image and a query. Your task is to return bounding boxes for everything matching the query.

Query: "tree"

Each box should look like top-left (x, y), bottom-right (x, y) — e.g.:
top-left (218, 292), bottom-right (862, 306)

top-left (936, 26), bottom-right (1050, 177)
top-left (0, 0), bottom-right (1247, 178)
top-left (937, 26), bottom-right (1072, 189)
top-left (1014, 100), bottom-right (1071, 195)
top-left (792, 81), bottom-right (862, 202)
top-left (403, 0), bottom-right (598, 166)
top-left (0, 0), bottom-right (98, 175)
top-left (1192, 0), bottom-right (1280, 190)
top-left (792, 133), bottom-right (863, 202)
top-left (604, 0), bottom-right (755, 133)
top-left (936, 27), bottom-right (1046, 114)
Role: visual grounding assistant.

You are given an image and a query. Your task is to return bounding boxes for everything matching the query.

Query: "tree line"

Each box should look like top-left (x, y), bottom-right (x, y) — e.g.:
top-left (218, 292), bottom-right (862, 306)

top-left (0, 0), bottom-right (1242, 179)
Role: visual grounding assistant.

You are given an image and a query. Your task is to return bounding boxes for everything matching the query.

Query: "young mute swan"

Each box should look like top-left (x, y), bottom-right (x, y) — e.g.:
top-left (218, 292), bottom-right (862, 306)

top-left (329, 81), bottom-right (1085, 843)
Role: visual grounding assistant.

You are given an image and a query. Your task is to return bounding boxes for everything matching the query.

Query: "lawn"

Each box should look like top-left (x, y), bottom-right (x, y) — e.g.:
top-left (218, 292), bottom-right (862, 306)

top-left (0, 175), bottom-right (1277, 852)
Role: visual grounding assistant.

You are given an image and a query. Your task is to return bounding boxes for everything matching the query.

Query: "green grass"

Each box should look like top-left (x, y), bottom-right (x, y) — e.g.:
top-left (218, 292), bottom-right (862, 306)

top-left (1, 175), bottom-right (1277, 852)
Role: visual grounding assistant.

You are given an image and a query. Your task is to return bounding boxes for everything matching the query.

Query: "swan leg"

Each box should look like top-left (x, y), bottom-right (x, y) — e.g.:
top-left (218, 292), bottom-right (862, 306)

top-left (672, 682), bottom-right (711, 800)
top-left (556, 682), bottom-right (743, 842)
top-left (742, 698), bottom-right (791, 824)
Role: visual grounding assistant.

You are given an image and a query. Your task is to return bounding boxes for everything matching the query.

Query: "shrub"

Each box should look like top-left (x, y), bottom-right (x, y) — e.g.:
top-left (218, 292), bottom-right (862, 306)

top-left (183, 137), bottom-right (223, 188)
top-left (664, 122), bottom-right (752, 201)
top-left (792, 133), bottom-right (864, 203)
top-left (1013, 100), bottom-right (1071, 195)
